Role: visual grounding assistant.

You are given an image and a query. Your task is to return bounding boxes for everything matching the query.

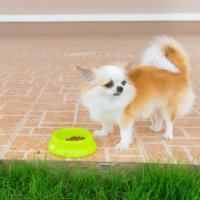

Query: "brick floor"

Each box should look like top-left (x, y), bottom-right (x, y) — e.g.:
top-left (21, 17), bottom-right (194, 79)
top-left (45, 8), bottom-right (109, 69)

top-left (0, 35), bottom-right (200, 164)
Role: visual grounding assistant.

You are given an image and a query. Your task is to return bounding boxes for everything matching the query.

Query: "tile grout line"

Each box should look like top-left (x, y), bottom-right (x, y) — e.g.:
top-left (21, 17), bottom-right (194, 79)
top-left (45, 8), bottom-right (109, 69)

top-left (180, 127), bottom-right (190, 137)
top-left (109, 155), bottom-right (143, 158)
top-left (23, 152), bottom-right (29, 160)
top-left (38, 112), bottom-right (47, 128)
top-left (0, 89), bottom-right (8, 96)
top-left (26, 87), bottom-right (33, 96)
top-left (1, 51), bottom-right (68, 159)
top-left (133, 125), bottom-right (148, 163)
top-left (105, 149), bottom-right (110, 162)
top-left (183, 146), bottom-right (198, 165)
top-left (162, 140), bottom-right (177, 164)
top-left (193, 107), bottom-right (200, 116)
top-left (29, 128), bottom-right (34, 135)
top-left (63, 94), bottom-right (68, 103)
top-left (73, 99), bottom-right (80, 124)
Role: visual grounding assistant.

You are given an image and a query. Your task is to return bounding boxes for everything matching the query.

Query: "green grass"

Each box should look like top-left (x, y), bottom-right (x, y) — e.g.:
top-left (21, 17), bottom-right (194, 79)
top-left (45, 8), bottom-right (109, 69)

top-left (0, 159), bottom-right (200, 200)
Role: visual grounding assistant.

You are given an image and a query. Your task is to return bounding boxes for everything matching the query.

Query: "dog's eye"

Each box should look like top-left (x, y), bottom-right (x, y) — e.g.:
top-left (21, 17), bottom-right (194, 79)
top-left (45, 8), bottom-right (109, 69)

top-left (121, 81), bottom-right (126, 86)
top-left (104, 81), bottom-right (113, 88)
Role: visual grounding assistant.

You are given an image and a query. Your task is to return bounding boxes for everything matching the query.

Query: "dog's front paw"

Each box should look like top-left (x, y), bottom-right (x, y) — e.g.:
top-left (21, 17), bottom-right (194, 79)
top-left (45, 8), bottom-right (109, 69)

top-left (161, 133), bottom-right (173, 141)
top-left (115, 142), bottom-right (129, 151)
top-left (93, 130), bottom-right (108, 137)
top-left (149, 125), bottom-right (162, 132)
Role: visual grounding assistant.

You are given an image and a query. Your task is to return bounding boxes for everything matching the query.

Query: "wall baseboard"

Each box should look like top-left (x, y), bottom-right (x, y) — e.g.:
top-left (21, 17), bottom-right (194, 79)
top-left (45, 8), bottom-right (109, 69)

top-left (0, 21), bottom-right (200, 35)
top-left (0, 14), bottom-right (200, 22)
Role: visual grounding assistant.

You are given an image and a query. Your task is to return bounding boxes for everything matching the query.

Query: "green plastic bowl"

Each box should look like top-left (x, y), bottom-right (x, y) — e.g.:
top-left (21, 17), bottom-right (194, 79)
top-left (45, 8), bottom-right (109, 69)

top-left (48, 128), bottom-right (97, 158)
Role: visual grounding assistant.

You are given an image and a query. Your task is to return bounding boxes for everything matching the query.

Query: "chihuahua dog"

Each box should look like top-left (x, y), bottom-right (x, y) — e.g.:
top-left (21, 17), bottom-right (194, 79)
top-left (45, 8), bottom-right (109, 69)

top-left (76, 36), bottom-right (195, 151)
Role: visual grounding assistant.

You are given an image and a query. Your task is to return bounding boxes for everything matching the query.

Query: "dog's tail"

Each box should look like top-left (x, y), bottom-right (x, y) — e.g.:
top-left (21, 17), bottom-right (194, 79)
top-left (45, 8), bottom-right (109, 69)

top-left (140, 36), bottom-right (190, 75)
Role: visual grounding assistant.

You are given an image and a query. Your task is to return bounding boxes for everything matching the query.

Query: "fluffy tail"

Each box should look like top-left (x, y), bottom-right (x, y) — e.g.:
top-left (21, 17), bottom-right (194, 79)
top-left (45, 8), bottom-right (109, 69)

top-left (140, 36), bottom-right (190, 75)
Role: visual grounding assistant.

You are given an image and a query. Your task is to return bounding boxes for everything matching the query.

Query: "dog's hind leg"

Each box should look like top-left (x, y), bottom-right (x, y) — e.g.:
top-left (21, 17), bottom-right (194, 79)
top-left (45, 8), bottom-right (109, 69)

top-left (161, 100), bottom-right (177, 141)
top-left (150, 109), bottom-right (163, 132)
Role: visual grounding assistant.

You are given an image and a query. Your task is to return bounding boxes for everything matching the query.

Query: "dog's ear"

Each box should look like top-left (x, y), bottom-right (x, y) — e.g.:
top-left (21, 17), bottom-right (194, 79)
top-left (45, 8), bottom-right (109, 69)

top-left (124, 62), bottom-right (133, 71)
top-left (76, 66), bottom-right (94, 83)
top-left (114, 62), bottom-right (133, 71)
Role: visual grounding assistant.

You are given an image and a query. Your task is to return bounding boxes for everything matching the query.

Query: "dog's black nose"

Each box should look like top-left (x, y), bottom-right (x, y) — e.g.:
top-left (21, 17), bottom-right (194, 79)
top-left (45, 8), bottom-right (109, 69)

top-left (117, 86), bottom-right (123, 93)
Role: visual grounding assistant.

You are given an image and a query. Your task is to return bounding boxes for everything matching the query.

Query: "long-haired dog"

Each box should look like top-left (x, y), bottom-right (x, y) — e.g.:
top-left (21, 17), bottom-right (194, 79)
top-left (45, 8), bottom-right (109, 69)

top-left (76, 36), bottom-right (195, 151)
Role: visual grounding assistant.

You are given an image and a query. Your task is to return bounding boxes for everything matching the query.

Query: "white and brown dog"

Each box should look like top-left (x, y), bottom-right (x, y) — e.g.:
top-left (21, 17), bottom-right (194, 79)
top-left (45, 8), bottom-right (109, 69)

top-left (76, 36), bottom-right (195, 151)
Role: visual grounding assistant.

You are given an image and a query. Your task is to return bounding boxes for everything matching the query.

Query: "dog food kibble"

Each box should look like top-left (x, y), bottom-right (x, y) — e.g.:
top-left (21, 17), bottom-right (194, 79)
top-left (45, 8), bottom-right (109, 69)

top-left (66, 136), bottom-right (85, 141)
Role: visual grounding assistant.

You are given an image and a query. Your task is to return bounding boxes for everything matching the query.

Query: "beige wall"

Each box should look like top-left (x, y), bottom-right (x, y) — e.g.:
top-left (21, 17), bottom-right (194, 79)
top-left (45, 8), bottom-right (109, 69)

top-left (0, 0), bottom-right (200, 15)
top-left (1, 22), bottom-right (200, 35)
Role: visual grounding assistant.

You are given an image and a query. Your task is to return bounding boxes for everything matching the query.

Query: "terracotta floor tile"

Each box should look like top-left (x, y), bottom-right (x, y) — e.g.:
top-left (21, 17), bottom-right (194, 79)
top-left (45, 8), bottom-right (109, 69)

top-left (0, 126), bottom-right (19, 134)
top-left (4, 89), bottom-right (29, 96)
top-left (169, 146), bottom-right (193, 164)
top-left (38, 94), bottom-right (66, 103)
top-left (147, 155), bottom-right (174, 163)
top-left (0, 103), bottom-right (5, 107)
top-left (108, 148), bottom-right (142, 156)
top-left (9, 135), bottom-right (51, 151)
top-left (0, 96), bottom-right (37, 103)
top-left (0, 116), bottom-right (24, 127)
top-left (174, 119), bottom-right (200, 127)
top-left (78, 104), bottom-right (86, 110)
top-left (183, 128), bottom-right (200, 137)
top-left (143, 144), bottom-right (172, 163)
top-left (137, 127), bottom-right (186, 137)
top-left (24, 116), bottom-right (42, 127)
top-left (109, 156), bottom-right (144, 163)
top-left (112, 126), bottom-right (121, 135)
top-left (67, 94), bottom-right (80, 99)
top-left (19, 128), bottom-right (32, 134)
top-left (0, 146), bottom-right (5, 151)
top-left (72, 84), bottom-right (82, 89)
top-left (43, 85), bottom-right (62, 93)
top-left (165, 139), bottom-right (200, 146)
top-left (71, 149), bottom-right (106, 161)
top-left (62, 88), bottom-right (81, 94)
top-left (0, 103), bottom-right (32, 115)
top-left (135, 120), bottom-right (152, 126)
top-left (4, 151), bottom-right (26, 160)
top-left (87, 125), bottom-right (127, 136)
top-left (0, 135), bottom-right (12, 145)
top-left (28, 92), bottom-right (40, 96)
top-left (77, 110), bottom-right (96, 123)
top-left (43, 112), bottom-right (74, 123)
top-left (27, 152), bottom-right (65, 160)
top-left (87, 129), bottom-right (101, 134)
top-left (94, 136), bottom-right (139, 148)
top-left (33, 103), bottom-right (76, 112)
top-left (141, 138), bottom-right (163, 143)
top-left (187, 147), bottom-right (200, 164)
top-left (41, 123), bottom-right (102, 129)
top-left (30, 111), bottom-right (44, 116)
top-left (62, 75), bottom-right (80, 80)
top-left (65, 100), bottom-right (78, 104)
top-left (32, 128), bottom-right (59, 135)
